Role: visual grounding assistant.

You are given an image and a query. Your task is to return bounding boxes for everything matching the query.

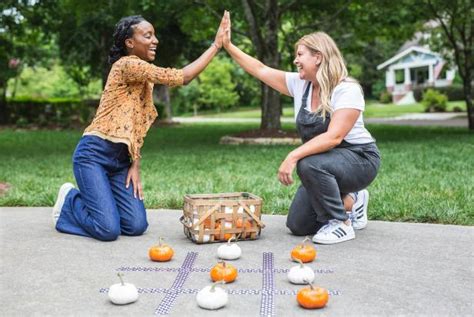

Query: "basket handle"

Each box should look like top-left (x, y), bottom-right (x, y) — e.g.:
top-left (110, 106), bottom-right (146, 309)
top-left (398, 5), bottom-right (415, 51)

top-left (179, 215), bottom-right (192, 229)
top-left (195, 204), bottom-right (221, 227)
top-left (238, 202), bottom-right (266, 228)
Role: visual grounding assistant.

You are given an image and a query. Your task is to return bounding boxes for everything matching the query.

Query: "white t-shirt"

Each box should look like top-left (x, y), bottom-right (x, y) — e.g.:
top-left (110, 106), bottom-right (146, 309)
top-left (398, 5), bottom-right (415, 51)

top-left (285, 72), bottom-right (374, 144)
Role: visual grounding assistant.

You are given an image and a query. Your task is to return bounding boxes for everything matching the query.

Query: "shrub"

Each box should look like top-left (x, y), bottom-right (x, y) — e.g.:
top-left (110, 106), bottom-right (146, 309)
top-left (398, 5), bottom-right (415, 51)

top-left (413, 84), bottom-right (467, 102)
top-left (172, 56), bottom-right (239, 114)
top-left (379, 91), bottom-right (392, 104)
top-left (421, 89), bottom-right (448, 112)
top-left (5, 97), bottom-right (97, 127)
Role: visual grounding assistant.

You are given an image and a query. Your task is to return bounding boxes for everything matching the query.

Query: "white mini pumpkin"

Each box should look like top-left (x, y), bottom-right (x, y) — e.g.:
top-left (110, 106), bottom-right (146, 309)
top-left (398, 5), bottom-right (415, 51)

top-left (193, 218), bottom-right (210, 242)
top-left (196, 282), bottom-right (228, 310)
top-left (287, 259), bottom-right (315, 285)
top-left (237, 205), bottom-right (255, 214)
top-left (108, 273), bottom-right (139, 305)
top-left (217, 236), bottom-right (242, 260)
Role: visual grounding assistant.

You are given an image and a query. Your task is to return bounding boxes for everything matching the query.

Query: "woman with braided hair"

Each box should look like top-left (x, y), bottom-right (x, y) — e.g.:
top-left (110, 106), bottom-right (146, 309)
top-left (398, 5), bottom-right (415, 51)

top-left (52, 12), bottom-right (229, 241)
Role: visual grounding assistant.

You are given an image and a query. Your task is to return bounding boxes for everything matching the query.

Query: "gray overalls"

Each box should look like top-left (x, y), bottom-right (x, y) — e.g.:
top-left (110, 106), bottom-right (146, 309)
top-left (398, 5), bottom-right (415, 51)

top-left (286, 82), bottom-right (381, 236)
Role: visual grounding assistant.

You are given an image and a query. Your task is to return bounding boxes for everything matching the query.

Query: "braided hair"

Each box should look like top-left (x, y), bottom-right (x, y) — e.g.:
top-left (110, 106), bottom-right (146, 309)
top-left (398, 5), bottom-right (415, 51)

top-left (108, 15), bottom-right (146, 65)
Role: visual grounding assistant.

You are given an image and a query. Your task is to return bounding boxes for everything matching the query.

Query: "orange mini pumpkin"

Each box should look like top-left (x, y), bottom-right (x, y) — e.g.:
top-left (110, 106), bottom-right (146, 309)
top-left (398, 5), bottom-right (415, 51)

top-left (236, 218), bottom-right (252, 238)
top-left (214, 221), bottom-right (233, 241)
top-left (297, 283), bottom-right (329, 309)
top-left (149, 237), bottom-right (174, 262)
top-left (210, 261), bottom-right (238, 283)
top-left (291, 237), bottom-right (317, 263)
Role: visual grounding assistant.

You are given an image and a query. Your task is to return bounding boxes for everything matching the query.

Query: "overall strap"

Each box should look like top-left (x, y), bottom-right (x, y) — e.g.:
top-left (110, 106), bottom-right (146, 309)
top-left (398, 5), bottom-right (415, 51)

top-left (301, 82), bottom-right (311, 108)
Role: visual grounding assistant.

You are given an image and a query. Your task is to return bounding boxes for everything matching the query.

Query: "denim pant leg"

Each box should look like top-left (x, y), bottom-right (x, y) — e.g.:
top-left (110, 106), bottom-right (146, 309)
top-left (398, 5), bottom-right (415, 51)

top-left (296, 145), bottom-right (380, 223)
top-left (56, 158), bottom-right (121, 241)
top-left (56, 136), bottom-right (126, 241)
top-left (286, 185), bottom-right (327, 236)
top-left (109, 165), bottom-right (148, 236)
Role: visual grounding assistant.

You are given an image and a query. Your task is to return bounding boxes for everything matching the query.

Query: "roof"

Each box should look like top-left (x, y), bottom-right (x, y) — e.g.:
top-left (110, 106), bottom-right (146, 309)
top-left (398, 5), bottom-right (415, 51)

top-left (377, 46), bottom-right (440, 70)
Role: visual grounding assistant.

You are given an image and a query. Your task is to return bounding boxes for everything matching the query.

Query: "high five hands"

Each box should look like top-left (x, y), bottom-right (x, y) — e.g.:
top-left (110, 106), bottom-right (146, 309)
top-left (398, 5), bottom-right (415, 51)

top-left (214, 11), bottom-right (231, 49)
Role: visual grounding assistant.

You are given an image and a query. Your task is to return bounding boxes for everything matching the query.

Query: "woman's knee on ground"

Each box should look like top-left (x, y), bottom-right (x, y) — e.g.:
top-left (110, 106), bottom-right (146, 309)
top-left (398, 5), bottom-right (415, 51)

top-left (93, 223), bottom-right (121, 241)
top-left (121, 217), bottom-right (148, 236)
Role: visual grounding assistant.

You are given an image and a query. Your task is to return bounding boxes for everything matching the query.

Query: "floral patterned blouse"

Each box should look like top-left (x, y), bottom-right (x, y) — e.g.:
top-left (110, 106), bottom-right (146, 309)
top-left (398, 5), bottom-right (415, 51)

top-left (84, 55), bottom-right (184, 161)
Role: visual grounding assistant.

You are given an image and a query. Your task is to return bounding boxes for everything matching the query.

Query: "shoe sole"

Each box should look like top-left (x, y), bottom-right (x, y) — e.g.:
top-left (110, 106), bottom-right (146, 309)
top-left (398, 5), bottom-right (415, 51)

top-left (52, 183), bottom-right (74, 225)
top-left (312, 234), bottom-right (355, 245)
top-left (352, 190), bottom-right (369, 230)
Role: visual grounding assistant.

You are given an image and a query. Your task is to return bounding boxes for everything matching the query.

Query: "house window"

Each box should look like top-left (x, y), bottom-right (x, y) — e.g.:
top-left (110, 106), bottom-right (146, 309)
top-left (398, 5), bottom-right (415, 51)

top-left (395, 69), bottom-right (404, 84)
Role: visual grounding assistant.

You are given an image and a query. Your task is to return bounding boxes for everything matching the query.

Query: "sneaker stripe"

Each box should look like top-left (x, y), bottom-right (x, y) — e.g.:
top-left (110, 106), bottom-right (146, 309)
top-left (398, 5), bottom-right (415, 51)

top-left (332, 231), bottom-right (342, 238)
top-left (355, 205), bottom-right (364, 213)
top-left (338, 227), bottom-right (347, 236)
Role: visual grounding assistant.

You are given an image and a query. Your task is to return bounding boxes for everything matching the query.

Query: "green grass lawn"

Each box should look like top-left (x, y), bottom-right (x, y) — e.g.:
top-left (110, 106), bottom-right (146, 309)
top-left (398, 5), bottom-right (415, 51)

top-left (181, 101), bottom-right (467, 119)
top-left (0, 123), bottom-right (472, 225)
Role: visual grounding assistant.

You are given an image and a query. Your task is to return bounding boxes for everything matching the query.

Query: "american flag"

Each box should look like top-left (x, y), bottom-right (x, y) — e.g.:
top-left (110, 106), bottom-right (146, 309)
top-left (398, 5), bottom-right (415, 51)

top-left (433, 59), bottom-right (445, 80)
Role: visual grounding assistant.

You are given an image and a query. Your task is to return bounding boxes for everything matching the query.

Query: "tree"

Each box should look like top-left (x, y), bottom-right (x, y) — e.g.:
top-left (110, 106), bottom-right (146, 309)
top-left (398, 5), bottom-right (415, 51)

top-left (0, 0), bottom-right (57, 124)
top-left (422, 0), bottom-right (473, 130)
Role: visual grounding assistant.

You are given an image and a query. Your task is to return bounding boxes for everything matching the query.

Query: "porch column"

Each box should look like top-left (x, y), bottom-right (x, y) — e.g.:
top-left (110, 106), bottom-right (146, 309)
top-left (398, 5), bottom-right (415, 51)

top-left (404, 67), bottom-right (411, 90)
top-left (428, 63), bottom-right (434, 85)
top-left (386, 69), bottom-right (395, 92)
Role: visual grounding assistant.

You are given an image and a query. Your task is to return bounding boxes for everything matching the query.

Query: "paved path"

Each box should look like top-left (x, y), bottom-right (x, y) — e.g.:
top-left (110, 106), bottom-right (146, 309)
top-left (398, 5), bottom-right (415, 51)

top-left (1, 207), bottom-right (473, 316)
top-left (174, 113), bottom-right (468, 127)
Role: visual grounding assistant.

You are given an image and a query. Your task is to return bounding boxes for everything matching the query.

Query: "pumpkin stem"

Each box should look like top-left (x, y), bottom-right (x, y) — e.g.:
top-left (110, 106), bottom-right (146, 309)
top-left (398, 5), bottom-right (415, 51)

top-left (117, 272), bottom-right (125, 286)
top-left (158, 237), bottom-right (164, 246)
top-left (303, 279), bottom-right (314, 290)
top-left (302, 236), bottom-right (311, 245)
top-left (210, 280), bottom-right (225, 292)
top-left (291, 256), bottom-right (304, 268)
top-left (227, 235), bottom-right (235, 244)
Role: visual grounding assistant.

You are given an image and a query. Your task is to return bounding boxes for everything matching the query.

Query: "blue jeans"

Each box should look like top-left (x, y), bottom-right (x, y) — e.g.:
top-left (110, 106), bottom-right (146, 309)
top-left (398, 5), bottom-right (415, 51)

top-left (56, 136), bottom-right (148, 241)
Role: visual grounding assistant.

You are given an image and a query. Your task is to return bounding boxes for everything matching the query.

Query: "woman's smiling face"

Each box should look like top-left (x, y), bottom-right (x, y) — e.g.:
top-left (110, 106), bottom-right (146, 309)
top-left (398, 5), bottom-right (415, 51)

top-left (293, 44), bottom-right (321, 81)
top-left (126, 21), bottom-right (159, 61)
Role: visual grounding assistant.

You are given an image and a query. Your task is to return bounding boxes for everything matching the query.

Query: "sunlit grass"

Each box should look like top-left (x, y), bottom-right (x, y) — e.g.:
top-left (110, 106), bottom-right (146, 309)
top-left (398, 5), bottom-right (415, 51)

top-left (0, 123), bottom-right (472, 225)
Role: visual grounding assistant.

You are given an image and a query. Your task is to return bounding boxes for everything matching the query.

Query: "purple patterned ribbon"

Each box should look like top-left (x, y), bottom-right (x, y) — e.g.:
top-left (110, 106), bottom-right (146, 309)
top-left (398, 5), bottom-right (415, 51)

top-left (154, 251), bottom-right (198, 315)
top-left (260, 252), bottom-right (275, 316)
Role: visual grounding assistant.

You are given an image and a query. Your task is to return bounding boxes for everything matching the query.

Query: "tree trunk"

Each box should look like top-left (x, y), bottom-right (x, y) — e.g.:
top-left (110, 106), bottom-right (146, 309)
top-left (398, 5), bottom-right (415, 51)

top-left (260, 78), bottom-right (282, 130)
top-left (464, 81), bottom-right (473, 130)
top-left (259, 0), bottom-right (281, 131)
top-left (154, 85), bottom-right (173, 121)
top-left (0, 80), bottom-right (8, 125)
top-left (242, 0), bottom-right (282, 131)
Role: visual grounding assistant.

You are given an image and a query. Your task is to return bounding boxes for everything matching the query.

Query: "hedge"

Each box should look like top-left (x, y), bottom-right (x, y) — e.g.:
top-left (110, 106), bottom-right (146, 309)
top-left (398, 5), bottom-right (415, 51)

top-left (5, 97), bottom-right (99, 127)
top-left (413, 85), bottom-right (468, 102)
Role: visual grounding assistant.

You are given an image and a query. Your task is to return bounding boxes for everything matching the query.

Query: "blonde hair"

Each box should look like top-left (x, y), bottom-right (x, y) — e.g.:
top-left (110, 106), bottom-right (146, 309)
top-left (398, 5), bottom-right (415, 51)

top-left (296, 32), bottom-right (357, 118)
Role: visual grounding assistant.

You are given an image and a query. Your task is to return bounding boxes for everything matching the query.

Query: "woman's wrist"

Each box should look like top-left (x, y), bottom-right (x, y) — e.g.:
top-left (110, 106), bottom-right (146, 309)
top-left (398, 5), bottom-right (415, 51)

top-left (287, 151), bottom-right (299, 163)
top-left (211, 42), bottom-right (221, 51)
top-left (131, 159), bottom-right (141, 168)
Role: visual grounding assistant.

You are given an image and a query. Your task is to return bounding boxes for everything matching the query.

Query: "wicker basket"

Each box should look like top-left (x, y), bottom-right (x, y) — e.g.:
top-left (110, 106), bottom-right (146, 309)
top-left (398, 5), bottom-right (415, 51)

top-left (180, 192), bottom-right (265, 244)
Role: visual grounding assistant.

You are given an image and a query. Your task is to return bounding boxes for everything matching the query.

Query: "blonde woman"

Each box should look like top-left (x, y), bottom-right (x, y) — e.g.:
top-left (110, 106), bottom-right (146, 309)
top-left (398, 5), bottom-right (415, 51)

top-left (223, 12), bottom-right (380, 244)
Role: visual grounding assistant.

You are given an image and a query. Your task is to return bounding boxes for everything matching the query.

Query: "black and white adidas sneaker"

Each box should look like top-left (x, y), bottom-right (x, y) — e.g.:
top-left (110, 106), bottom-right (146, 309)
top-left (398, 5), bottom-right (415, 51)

top-left (348, 189), bottom-right (369, 230)
top-left (312, 219), bottom-right (355, 244)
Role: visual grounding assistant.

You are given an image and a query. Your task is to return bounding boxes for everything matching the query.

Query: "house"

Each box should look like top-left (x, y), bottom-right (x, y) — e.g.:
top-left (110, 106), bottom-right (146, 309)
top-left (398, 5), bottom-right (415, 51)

top-left (377, 46), bottom-right (456, 104)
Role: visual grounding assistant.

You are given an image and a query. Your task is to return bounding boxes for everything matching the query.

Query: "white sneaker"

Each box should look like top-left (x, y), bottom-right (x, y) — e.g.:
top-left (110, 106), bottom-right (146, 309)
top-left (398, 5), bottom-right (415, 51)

top-left (52, 183), bottom-right (75, 225)
top-left (312, 219), bottom-right (355, 244)
top-left (348, 189), bottom-right (369, 230)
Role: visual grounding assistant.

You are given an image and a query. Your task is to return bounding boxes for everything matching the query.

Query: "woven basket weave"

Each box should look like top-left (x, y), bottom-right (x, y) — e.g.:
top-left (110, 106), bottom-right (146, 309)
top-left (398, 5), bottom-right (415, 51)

top-left (180, 192), bottom-right (265, 244)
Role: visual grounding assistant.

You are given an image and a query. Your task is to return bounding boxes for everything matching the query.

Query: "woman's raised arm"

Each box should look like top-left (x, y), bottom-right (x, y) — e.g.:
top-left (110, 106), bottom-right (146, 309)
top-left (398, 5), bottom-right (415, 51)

top-left (181, 11), bottom-right (228, 84)
top-left (223, 12), bottom-right (290, 96)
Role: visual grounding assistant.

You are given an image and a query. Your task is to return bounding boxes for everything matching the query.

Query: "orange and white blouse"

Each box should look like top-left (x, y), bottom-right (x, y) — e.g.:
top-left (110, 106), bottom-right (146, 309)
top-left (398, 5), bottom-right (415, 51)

top-left (84, 55), bottom-right (184, 161)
